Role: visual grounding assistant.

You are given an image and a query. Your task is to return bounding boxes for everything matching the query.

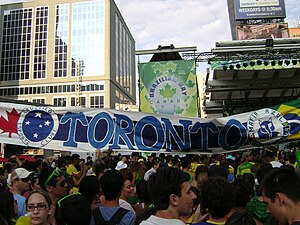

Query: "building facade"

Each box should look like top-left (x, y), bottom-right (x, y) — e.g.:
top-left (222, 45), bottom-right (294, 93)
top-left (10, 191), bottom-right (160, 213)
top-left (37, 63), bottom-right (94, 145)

top-left (0, 0), bottom-right (136, 108)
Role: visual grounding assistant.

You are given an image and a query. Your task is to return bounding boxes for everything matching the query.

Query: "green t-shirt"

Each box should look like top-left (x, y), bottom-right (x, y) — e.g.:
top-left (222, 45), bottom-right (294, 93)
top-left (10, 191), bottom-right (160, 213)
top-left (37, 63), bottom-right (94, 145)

top-left (237, 162), bottom-right (254, 176)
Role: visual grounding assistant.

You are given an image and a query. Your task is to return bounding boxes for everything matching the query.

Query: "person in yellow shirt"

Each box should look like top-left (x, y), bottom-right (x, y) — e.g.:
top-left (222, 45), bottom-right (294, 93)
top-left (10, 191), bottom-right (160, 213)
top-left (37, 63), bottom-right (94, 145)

top-left (236, 151), bottom-right (254, 178)
top-left (66, 154), bottom-right (87, 187)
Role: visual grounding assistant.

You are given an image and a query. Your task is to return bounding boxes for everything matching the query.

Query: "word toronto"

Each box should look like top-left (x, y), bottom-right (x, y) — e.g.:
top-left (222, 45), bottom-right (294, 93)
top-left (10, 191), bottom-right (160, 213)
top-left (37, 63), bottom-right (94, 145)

top-left (56, 111), bottom-right (266, 152)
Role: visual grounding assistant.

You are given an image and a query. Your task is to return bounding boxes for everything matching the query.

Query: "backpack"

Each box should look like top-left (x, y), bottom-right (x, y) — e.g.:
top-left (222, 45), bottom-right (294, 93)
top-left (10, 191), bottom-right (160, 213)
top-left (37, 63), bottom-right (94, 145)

top-left (92, 207), bottom-right (129, 225)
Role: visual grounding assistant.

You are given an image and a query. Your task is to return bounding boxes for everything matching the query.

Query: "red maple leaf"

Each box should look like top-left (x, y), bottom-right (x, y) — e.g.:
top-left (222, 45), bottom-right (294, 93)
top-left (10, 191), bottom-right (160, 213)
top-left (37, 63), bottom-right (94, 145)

top-left (0, 108), bottom-right (21, 138)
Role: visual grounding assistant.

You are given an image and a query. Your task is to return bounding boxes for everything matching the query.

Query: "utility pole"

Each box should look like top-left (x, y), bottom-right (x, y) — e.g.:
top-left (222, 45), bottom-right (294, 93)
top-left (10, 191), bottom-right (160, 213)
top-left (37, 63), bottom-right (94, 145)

top-left (75, 59), bottom-right (84, 107)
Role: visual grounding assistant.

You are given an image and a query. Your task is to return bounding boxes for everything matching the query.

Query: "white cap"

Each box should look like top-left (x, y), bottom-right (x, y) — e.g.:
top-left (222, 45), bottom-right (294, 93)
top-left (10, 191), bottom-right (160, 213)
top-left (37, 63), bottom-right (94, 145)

top-left (115, 161), bottom-right (127, 170)
top-left (10, 168), bottom-right (33, 181)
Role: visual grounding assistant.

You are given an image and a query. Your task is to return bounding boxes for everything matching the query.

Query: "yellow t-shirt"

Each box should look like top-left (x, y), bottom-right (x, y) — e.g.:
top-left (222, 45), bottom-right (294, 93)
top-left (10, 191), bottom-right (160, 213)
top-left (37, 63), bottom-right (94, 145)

top-left (189, 163), bottom-right (205, 178)
top-left (66, 164), bottom-right (79, 180)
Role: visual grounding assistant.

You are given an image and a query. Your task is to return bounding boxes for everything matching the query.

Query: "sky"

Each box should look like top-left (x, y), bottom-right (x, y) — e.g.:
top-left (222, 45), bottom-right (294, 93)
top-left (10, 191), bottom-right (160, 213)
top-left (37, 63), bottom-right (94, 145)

top-left (115, 0), bottom-right (300, 68)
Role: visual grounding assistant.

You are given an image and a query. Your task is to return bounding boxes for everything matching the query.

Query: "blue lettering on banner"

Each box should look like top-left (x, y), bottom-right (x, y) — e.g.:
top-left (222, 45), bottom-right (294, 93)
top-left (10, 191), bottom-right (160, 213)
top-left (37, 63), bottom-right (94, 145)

top-left (135, 116), bottom-right (164, 151)
top-left (219, 119), bottom-right (247, 150)
top-left (190, 122), bottom-right (219, 150)
top-left (111, 114), bottom-right (135, 150)
top-left (8, 104), bottom-right (296, 152)
top-left (60, 112), bottom-right (88, 147)
top-left (88, 112), bottom-right (114, 149)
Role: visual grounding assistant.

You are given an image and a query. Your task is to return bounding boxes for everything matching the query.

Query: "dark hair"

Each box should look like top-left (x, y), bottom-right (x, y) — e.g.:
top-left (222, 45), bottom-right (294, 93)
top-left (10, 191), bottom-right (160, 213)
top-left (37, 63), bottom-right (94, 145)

top-left (100, 170), bottom-right (124, 201)
top-left (92, 160), bottom-right (107, 177)
top-left (0, 192), bottom-right (16, 225)
top-left (0, 215), bottom-right (8, 225)
top-left (195, 165), bottom-right (208, 181)
top-left (181, 156), bottom-right (191, 169)
top-left (119, 168), bottom-right (133, 182)
top-left (55, 193), bottom-right (91, 225)
top-left (79, 176), bottom-right (100, 205)
top-left (26, 190), bottom-right (52, 208)
top-left (231, 178), bottom-right (253, 208)
top-left (208, 165), bottom-right (228, 179)
top-left (147, 167), bottom-right (190, 210)
top-left (136, 180), bottom-right (149, 203)
top-left (225, 210), bottom-right (256, 225)
top-left (39, 166), bottom-right (62, 190)
top-left (200, 177), bottom-right (233, 219)
top-left (256, 163), bottom-right (273, 185)
top-left (71, 154), bottom-right (80, 161)
top-left (261, 168), bottom-right (300, 202)
top-left (151, 157), bottom-right (160, 167)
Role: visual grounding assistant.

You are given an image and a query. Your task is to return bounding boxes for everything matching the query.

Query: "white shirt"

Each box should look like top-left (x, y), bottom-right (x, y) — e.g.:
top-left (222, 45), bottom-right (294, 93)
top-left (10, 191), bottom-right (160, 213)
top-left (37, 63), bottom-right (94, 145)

top-left (144, 168), bottom-right (156, 181)
top-left (119, 199), bottom-right (135, 214)
top-left (140, 215), bottom-right (185, 225)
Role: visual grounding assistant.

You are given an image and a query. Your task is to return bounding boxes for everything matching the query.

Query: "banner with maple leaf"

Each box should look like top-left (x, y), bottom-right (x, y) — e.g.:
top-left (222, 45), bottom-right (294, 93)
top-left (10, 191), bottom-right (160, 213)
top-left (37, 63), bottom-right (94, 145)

top-left (0, 99), bottom-right (299, 154)
top-left (138, 60), bottom-right (198, 117)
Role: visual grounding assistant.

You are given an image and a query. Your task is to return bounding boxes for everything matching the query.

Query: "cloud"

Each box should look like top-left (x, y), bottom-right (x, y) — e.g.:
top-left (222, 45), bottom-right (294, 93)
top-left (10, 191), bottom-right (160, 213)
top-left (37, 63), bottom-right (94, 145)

top-left (115, 0), bottom-right (232, 52)
top-left (116, 0), bottom-right (300, 53)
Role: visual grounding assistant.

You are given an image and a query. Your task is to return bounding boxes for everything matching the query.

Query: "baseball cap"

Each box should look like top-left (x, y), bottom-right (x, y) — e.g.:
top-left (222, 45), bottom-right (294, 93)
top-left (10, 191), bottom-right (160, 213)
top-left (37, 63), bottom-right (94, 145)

top-left (226, 155), bottom-right (236, 161)
top-left (138, 158), bottom-right (144, 163)
top-left (11, 168), bottom-right (34, 181)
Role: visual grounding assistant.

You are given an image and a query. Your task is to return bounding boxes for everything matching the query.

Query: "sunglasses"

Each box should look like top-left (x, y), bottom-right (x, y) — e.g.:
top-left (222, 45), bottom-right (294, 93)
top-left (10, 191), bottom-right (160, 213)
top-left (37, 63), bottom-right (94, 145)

top-left (56, 179), bottom-right (67, 188)
top-left (45, 167), bottom-right (62, 186)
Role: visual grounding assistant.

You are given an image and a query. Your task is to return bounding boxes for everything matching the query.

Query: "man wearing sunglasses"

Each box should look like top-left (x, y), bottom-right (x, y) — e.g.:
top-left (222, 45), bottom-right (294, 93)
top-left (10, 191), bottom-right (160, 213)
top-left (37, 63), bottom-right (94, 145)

top-left (10, 167), bottom-right (34, 218)
top-left (40, 167), bottom-right (69, 204)
top-left (40, 166), bottom-right (69, 225)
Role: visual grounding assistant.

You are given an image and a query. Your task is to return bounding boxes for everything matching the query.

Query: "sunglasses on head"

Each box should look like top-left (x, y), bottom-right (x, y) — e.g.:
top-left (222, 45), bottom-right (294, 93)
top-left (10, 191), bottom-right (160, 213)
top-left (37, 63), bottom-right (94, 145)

top-left (21, 177), bottom-right (31, 183)
top-left (45, 167), bottom-right (62, 186)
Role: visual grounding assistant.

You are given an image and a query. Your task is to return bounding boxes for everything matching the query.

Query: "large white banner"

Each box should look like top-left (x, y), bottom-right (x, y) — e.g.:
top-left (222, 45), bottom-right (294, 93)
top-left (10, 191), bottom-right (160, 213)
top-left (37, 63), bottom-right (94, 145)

top-left (0, 100), bottom-right (299, 154)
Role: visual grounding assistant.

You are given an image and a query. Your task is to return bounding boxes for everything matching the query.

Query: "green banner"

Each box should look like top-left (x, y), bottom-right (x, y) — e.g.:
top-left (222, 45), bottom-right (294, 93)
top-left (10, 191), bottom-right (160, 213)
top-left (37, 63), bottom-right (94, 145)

top-left (139, 60), bottom-right (198, 117)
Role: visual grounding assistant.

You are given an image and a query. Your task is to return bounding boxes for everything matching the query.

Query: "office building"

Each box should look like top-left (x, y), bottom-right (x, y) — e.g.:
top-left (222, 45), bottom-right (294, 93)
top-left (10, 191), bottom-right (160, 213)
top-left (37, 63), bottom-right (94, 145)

top-left (0, 0), bottom-right (136, 108)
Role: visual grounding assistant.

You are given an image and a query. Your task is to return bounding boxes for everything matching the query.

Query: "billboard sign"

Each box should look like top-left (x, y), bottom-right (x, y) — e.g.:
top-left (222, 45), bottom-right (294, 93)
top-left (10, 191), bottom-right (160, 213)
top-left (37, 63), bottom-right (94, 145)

top-left (234, 0), bottom-right (286, 20)
top-left (237, 23), bottom-right (289, 40)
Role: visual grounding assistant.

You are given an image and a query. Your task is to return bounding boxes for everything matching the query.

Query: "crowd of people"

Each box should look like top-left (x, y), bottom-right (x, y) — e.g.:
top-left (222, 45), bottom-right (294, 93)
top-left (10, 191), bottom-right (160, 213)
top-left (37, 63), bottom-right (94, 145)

top-left (0, 145), bottom-right (300, 225)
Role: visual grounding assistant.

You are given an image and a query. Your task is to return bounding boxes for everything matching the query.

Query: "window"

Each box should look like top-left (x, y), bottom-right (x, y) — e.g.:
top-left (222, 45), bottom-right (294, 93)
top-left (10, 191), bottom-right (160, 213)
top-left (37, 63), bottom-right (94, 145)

top-left (53, 97), bottom-right (66, 106)
top-left (32, 98), bottom-right (45, 104)
top-left (54, 4), bottom-right (69, 78)
top-left (71, 96), bottom-right (86, 107)
top-left (33, 7), bottom-right (49, 79)
top-left (1, 9), bottom-right (32, 81)
top-left (90, 96), bottom-right (104, 108)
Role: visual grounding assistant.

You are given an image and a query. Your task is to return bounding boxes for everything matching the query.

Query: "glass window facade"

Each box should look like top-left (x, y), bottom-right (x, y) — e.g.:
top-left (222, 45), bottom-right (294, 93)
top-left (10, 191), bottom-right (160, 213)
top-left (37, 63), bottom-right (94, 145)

top-left (0, 0), bottom-right (135, 108)
top-left (71, 0), bottom-right (105, 76)
top-left (90, 95), bottom-right (104, 108)
top-left (115, 13), bottom-right (133, 93)
top-left (33, 6), bottom-right (49, 79)
top-left (54, 4), bottom-right (69, 78)
top-left (1, 8), bottom-right (32, 81)
top-left (0, 83), bottom-right (104, 96)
